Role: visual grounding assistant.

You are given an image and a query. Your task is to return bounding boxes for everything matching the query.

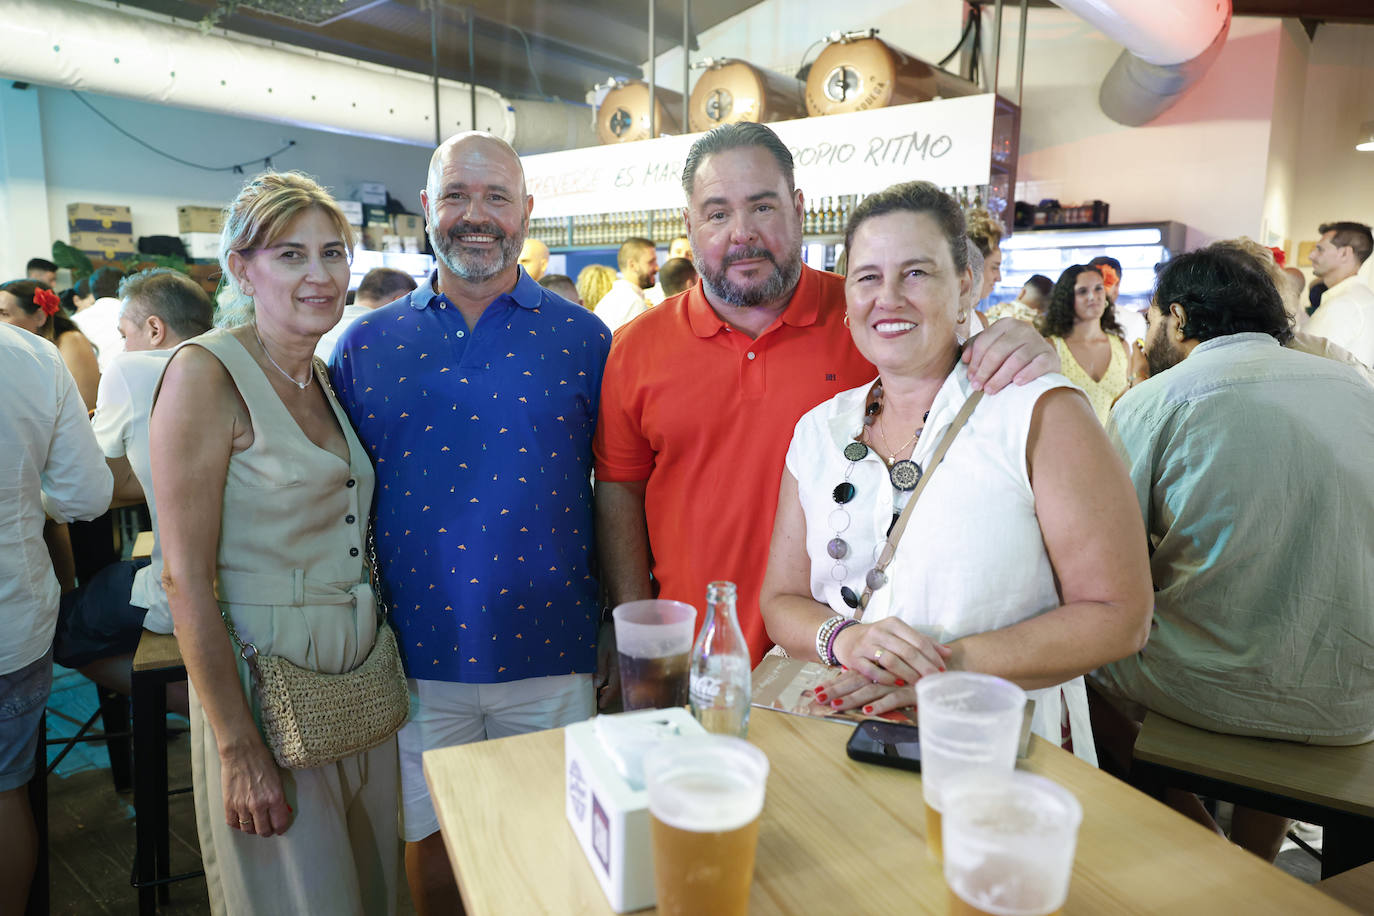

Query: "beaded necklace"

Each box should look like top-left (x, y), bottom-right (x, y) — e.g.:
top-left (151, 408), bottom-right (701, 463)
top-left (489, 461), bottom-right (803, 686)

top-left (828, 379), bottom-right (929, 609)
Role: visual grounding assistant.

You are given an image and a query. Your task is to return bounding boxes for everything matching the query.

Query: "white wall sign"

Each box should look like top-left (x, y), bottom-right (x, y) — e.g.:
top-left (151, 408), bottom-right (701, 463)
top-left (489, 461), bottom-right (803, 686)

top-left (522, 94), bottom-right (997, 219)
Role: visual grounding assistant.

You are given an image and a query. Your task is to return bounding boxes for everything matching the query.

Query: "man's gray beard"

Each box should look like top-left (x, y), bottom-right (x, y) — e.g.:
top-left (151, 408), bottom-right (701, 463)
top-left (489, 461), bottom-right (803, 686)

top-left (696, 248), bottom-right (803, 308)
top-left (431, 222), bottom-right (525, 283)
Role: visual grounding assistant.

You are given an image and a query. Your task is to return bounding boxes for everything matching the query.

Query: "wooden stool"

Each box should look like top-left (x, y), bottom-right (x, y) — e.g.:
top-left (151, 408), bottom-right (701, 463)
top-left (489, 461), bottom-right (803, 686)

top-left (1133, 712), bottom-right (1374, 878)
top-left (131, 630), bottom-right (201, 915)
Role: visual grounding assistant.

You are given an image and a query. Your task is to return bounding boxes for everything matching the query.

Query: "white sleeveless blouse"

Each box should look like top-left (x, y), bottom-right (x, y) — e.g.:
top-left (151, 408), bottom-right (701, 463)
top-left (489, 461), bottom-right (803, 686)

top-left (784, 363), bottom-right (1097, 765)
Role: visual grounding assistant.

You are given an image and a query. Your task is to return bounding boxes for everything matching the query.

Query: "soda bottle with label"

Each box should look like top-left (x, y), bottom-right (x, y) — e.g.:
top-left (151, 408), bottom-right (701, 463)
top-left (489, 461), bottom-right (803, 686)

top-left (689, 580), bottom-right (752, 737)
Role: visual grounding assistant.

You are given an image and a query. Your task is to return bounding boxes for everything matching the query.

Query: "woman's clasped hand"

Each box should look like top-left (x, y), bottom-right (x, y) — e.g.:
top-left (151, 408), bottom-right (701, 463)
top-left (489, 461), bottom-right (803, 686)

top-left (815, 617), bottom-right (953, 716)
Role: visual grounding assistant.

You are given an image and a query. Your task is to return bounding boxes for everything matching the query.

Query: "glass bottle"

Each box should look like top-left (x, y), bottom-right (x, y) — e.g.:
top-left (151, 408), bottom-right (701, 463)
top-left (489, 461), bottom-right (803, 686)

top-left (689, 580), bottom-right (752, 737)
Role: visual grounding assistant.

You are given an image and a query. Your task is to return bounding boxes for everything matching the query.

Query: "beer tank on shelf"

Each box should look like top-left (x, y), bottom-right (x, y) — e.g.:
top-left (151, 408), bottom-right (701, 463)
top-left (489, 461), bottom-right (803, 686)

top-left (805, 29), bottom-right (982, 116)
top-left (688, 58), bottom-right (808, 133)
top-left (595, 79), bottom-right (684, 144)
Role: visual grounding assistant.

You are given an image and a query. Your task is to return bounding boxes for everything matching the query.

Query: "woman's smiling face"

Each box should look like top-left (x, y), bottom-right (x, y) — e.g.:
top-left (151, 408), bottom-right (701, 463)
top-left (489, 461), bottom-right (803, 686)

top-left (844, 210), bottom-right (968, 376)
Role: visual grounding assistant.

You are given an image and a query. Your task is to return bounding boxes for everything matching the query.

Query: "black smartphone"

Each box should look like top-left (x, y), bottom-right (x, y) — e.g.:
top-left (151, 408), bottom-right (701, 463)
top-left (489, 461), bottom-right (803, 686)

top-left (845, 720), bottom-right (921, 772)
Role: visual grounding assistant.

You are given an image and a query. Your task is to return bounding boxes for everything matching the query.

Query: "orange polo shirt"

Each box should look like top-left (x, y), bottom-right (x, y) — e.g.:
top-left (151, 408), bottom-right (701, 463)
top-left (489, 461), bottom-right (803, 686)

top-left (595, 264), bottom-right (876, 663)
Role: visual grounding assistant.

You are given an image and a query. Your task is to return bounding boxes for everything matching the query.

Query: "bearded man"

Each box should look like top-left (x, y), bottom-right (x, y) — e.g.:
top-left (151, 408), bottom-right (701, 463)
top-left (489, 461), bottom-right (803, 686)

top-left (593, 122), bottom-right (1061, 667)
top-left (330, 132), bottom-right (610, 914)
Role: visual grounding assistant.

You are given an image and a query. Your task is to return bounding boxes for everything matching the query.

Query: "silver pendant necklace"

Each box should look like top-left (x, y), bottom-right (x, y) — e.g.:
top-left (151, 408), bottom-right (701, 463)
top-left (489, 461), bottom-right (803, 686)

top-left (253, 323), bottom-right (312, 390)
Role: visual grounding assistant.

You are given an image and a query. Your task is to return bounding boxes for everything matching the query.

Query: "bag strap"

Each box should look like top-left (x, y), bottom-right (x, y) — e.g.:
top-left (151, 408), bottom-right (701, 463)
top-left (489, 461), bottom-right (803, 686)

top-left (854, 388), bottom-right (984, 619)
top-left (366, 521), bottom-right (392, 626)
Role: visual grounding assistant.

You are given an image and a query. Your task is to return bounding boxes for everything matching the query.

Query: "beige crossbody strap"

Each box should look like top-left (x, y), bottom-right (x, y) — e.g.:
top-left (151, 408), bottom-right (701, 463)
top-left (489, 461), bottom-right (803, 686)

top-left (854, 389), bottom-right (984, 619)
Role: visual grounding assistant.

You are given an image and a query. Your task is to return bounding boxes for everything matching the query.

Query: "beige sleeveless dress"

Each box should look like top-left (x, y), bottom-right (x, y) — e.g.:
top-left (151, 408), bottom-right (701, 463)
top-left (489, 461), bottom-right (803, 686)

top-left (160, 328), bottom-right (399, 916)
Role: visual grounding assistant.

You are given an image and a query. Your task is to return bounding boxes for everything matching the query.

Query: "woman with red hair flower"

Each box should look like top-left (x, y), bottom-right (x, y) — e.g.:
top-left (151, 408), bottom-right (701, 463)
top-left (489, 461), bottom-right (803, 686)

top-left (1036, 264), bottom-right (1128, 425)
top-left (0, 280), bottom-right (101, 409)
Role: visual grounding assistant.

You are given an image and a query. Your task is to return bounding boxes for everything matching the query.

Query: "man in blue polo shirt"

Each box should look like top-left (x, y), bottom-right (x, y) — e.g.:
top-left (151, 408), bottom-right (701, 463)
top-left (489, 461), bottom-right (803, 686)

top-left (330, 132), bottom-right (610, 914)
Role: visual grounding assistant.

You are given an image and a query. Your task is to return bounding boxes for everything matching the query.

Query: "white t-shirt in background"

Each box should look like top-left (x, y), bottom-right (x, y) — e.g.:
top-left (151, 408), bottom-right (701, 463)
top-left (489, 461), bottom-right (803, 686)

top-left (91, 349), bottom-right (177, 633)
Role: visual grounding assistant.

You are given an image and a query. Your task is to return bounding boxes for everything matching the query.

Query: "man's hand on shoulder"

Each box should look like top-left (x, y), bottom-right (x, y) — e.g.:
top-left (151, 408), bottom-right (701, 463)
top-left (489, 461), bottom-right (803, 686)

top-left (962, 317), bottom-right (1061, 394)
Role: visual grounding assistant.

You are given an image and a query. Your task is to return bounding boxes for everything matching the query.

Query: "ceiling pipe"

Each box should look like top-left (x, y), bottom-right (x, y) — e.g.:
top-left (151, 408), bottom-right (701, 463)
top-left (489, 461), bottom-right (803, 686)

top-left (1052, 0), bottom-right (1233, 126)
top-left (0, 0), bottom-right (596, 153)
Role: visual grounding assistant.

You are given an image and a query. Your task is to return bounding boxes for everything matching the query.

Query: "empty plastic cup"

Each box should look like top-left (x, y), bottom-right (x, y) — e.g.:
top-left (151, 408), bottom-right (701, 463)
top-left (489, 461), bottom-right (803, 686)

top-left (916, 671), bottom-right (1027, 860)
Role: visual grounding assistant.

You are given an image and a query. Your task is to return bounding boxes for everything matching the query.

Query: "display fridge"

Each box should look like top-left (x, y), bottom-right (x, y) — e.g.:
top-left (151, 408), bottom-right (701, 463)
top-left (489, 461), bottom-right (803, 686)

top-left (991, 221), bottom-right (1191, 312)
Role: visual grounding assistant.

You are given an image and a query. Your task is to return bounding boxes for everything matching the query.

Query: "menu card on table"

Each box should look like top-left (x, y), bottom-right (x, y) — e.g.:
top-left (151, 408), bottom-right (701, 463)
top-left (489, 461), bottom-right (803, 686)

top-left (750, 655), bottom-right (919, 726)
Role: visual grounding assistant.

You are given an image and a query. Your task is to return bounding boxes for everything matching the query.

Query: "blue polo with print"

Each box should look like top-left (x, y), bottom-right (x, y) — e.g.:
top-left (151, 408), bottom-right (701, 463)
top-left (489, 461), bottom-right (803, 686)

top-left (330, 269), bottom-right (610, 682)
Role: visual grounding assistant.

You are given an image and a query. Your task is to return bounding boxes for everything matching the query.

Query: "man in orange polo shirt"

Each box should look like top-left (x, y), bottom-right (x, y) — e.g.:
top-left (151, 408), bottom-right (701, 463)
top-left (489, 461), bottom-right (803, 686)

top-left (594, 122), bottom-right (1059, 671)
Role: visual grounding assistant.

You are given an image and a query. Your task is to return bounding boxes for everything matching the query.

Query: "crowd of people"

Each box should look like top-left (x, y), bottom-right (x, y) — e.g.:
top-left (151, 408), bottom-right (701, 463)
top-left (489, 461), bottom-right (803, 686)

top-left (3, 118), bottom-right (1372, 914)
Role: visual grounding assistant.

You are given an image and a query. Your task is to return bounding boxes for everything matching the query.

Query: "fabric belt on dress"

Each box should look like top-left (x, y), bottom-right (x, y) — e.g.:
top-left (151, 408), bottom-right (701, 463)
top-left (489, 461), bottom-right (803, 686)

top-left (214, 569), bottom-right (370, 609)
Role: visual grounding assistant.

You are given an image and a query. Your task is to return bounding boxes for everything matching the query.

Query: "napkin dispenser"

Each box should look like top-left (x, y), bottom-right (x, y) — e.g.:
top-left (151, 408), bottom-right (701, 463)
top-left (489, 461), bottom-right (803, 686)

top-left (565, 707), bottom-right (705, 912)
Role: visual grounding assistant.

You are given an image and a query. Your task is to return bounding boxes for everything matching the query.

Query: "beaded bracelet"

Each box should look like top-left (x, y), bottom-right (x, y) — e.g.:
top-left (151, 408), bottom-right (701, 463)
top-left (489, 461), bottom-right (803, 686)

top-left (825, 619), bottom-right (858, 667)
top-left (815, 615), bottom-right (845, 664)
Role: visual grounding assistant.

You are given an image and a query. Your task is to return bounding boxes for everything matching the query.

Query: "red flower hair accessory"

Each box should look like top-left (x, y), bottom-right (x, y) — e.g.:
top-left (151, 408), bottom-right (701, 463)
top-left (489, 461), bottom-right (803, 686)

top-left (1097, 264), bottom-right (1119, 288)
top-left (1268, 246), bottom-right (1286, 267)
top-left (34, 287), bottom-right (61, 317)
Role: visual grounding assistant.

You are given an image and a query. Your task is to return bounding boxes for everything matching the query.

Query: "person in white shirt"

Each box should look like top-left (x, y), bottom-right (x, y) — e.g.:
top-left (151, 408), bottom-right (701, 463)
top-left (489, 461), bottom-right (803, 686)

top-left (646, 235), bottom-right (692, 305)
top-left (760, 180), bottom-right (1152, 763)
top-left (56, 270), bottom-right (213, 711)
top-left (314, 267), bottom-right (417, 361)
top-left (594, 236), bottom-right (658, 331)
top-left (0, 323), bottom-right (111, 914)
top-left (70, 266), bottom-right (127, 373)
top-left (1305, 221), bottom-right (1374, 367)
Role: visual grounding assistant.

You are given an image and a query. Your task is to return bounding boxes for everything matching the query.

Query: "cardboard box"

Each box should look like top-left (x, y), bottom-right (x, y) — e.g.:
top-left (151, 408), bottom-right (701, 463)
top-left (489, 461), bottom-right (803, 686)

top-left (362, 226), bottom-right (390, 251)
top-left (392, 214), bottom-right (424, 237)
top-left (177, 205), bottom-right (225, 234)
top-left (355, 181), bottom-right (388, 205)
top-left (337, 200), bottom-right (364, 226)
top-left (565, 708), bottom-right (706, 913)
top-left (69, 231), bottom-right (136, 260)
top-left (67, 202), bottom-right (132, 234)
top-left (180, 232), bottom-right (220, 260)
top-left (363, 204), bottom-right (390, 227)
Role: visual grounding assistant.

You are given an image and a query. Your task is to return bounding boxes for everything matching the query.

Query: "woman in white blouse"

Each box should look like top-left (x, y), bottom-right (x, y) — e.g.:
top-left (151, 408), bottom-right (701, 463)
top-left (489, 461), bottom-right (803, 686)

top-left (759, 182), bottom-right (1152, 761)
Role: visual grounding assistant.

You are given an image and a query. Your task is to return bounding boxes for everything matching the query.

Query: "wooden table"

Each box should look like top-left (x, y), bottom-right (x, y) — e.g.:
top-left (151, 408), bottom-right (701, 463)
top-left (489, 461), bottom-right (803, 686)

top-left (424, 709), bottom-right (1353, 914)
top-left (1135, 712), bottom-right (1374, 877)
top-left (1317, 862), bottom-right (1374, 913)
top-left (131, 530), bottom-right (154, 560)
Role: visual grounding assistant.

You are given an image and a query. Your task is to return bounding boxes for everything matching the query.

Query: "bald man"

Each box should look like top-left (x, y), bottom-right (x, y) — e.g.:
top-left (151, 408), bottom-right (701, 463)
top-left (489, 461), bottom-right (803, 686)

top-left (518, 237), bottom-right (549, 281)
top-left (329, 132), bottom-right (611, 914)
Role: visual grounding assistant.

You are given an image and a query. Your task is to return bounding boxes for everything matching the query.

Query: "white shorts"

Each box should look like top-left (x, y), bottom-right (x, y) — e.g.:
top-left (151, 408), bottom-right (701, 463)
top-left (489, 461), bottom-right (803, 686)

top-left (399, 673), bottom-right (594, 842)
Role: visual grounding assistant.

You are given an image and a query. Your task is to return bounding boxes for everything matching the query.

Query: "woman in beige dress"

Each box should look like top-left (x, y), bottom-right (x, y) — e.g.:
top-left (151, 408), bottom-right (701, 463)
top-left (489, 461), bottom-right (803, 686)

top-left (150, 172), bottom-right (399, 915)
top-left (1037, 264), bottom-right (1128, 424)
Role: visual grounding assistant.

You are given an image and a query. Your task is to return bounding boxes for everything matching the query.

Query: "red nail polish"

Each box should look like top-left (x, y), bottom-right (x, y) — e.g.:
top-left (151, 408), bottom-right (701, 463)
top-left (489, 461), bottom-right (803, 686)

top-left (840, 665), bottom-right (848, 671)
top-left (895, 679), bottom-right (906, 687)
top-left (815, 692), bottom-right (828, 702)
top-left (938, 666), bottom-right (946, 672)
top-left (831, 698), bottom-right (843, 707)
top-left (863, 705), bottom-right (874, 714)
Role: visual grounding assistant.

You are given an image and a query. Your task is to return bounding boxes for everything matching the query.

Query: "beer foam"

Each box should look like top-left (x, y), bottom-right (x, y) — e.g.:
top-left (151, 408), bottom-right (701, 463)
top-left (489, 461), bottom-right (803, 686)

top-left (649, 769), bottom-right (764, 833)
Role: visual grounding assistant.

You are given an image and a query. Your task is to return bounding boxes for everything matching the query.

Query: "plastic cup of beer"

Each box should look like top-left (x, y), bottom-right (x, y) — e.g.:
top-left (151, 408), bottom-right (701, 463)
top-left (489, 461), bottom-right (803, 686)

top-left (644, 736), bottom-right (769, 916)
top-left (612, 599), bottom-right (697, 710)
top-left (941, 771), bottom-right (1083, 916)
top-left (916, 672), bottom-right (1027, 861)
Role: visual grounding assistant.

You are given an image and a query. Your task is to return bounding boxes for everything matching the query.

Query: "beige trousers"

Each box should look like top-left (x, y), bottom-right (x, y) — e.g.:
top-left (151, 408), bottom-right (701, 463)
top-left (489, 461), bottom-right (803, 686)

top-left (190, 682), bottom-right (401, 916)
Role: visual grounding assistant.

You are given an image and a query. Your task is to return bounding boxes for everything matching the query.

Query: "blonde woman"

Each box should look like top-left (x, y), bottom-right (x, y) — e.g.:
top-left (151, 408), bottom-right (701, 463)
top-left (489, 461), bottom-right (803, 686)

top-left (576, 263), bottom-right (616, 312)
top-left (150, 172), bottom-right (399, 915)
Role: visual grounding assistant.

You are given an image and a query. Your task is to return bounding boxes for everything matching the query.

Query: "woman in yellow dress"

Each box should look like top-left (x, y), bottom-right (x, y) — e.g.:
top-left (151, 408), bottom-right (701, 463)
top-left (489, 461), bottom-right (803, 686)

top-left (1037, 264), bottom-right (1127, 424)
